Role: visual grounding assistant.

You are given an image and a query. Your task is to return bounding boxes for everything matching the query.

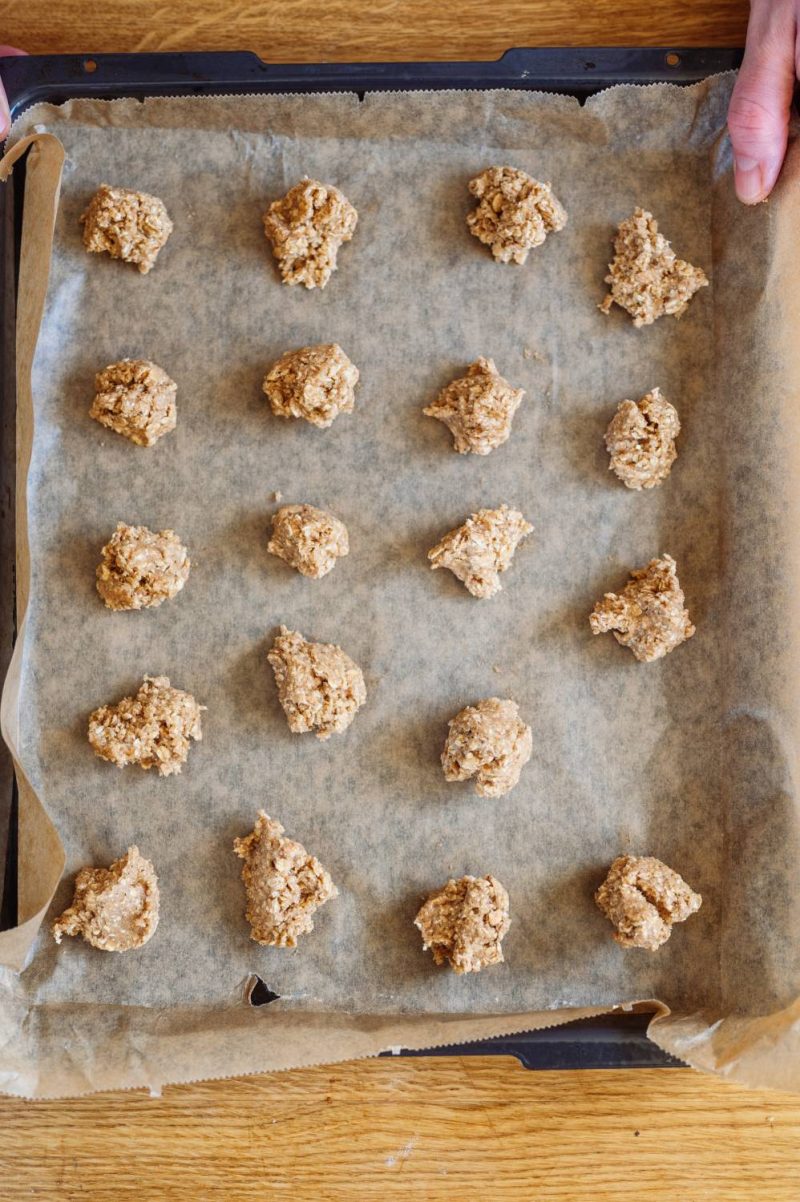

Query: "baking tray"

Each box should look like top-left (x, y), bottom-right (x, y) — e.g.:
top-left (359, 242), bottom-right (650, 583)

top-left (0, 47), bottom-right (742, 1072)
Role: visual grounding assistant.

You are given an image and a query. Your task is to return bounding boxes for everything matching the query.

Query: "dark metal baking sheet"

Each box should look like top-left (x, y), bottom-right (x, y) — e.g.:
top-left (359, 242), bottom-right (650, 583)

top-left (0, 47), bottom-right (742, 1068)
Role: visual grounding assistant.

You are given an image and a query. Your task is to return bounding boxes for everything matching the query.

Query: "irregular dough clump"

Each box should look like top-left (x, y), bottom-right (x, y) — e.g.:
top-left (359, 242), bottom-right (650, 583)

top-left (415, 874), bottom-right (510, 974)
top-left (97, 523), bottom-right (190, 610)
top-left (595, 855), bottom-right (701, 951)
top-left (90, 359), bottom-right (177, 447)
top-left (599, 208), bottom-right (708, 327)
top-left (605, 388), bottom-right (680, 490)
top-left (80, 184), bottom-right (173, 274)
top-left (590, 554), bottom-right (695, 663)
top-left (262, 178), bottom-right (357, 289)
top-left (88, 675), bottom-right (204, 775)
top-left (466, 166), bottom-right (567, 264)
top-left (268, 626), bottom-right (366, 739)
top-left (233, 811), bottom-right (337, 947)
top-left (442, 697), bottom-right (532, 798)
top-left (428, 505), bottom-right (532, 598)
top-left (52, 846), bottom-right (159, 952)
top-left (263, 344), bottom-right (359, 429)
top-left (423, 358), bottom-right (525, 455)
top-left (268, 504), bottom-right (349, 579)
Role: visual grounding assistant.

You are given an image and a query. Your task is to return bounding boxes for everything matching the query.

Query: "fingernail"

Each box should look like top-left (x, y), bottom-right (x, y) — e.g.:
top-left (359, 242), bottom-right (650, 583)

top-left (734, 157), bottom-right (765, 204)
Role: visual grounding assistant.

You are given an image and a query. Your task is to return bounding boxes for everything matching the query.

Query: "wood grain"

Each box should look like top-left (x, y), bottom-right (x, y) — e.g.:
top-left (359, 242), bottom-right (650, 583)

top-left (2, 1060), bottom-right (800, 1201)
top-left (4, 0), bottom-right (748, 61)
top-left (3, 4), bottom-right (788, 1201)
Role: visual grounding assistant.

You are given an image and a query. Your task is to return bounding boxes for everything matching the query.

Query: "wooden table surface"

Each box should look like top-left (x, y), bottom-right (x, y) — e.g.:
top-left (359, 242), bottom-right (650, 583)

top-left (7, 3), bottom-right (799, 1201)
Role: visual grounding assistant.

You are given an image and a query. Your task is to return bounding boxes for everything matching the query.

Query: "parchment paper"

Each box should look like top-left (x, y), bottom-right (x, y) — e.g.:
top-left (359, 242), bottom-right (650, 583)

top-left (3, 76), bottom-right (800, 1097)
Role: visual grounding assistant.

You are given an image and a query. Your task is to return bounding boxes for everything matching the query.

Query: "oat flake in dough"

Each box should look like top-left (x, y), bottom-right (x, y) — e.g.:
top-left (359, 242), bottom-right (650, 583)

top-left (52, 846), bottom-right (159, 952)
top-left (96, 523), bottom-right (190, 610)
top-left (268, 504), bottom-right (349, 579)
top-left (88, 675), bottom-right (204, 775)
top-left (423, 358), bottom-right (525, 455)
top-left (415, 875), bottom-right (510, 974)
top-left (595, 855), bottom-right (702, 951)
top-left (80, 183), bottom-right (173, 274)
top-left (428, 505), bottom-right (532, 598)
top-left (590, 554), bottom-right (695, 663)
top-left (233, 811), bottom-right (338, 947)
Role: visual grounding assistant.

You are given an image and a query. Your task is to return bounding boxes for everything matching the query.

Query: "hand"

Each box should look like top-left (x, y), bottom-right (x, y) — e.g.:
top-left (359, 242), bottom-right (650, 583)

top-left (0, 46), bottom-right (27, 139)
top-left (728, 0), bottom-right (798, 203)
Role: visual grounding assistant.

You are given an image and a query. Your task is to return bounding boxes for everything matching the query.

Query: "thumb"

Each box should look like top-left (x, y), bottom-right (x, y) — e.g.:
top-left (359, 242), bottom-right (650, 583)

top-left (728, 44), bottom-right (796, 203)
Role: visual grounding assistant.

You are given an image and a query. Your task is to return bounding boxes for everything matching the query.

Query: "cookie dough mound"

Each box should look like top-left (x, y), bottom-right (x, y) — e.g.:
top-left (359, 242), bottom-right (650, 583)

top-left (263, 178), bottom-right (358, 289)
top-left (415, 874), bottom-right (510, 974)
top-left (52, 846), bottom-right (159, 952)
top-left (268, 626), bottom-right (366, 739)
top-left (424, 358), bottom-right (525, 455)
top-left (90, 359), bottom-right (177, 447)
top-left (466, 166), bottom-right (567, 264)
top-left (429, 505), bottom-right (533, 598)
top-left (233, 811), bottom-right (338, 947)
top-left (442, 697), bottom-right (532, 798)
top-left (97, 523), bottom-right (190, 610)
top-left (88, 675), bottom-right (204, 775)
top-left (80, 184), bottom-right (173, 274)
top-left (263, 344), bottom-right (359, 429)
top-left (599, 208), bottom-right (708, 327)
top-left (595, 855), bottom-right (701, 951)
top-left (268, 504), bottom-right (349, 579)
top-left (605, 388), bottom-right (680, 490)
top-left (590, 554), bottom-right (695, 663)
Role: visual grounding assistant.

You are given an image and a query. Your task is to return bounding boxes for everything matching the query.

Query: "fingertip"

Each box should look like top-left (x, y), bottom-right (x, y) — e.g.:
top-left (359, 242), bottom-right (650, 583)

top-left (734, 155), bottom-right (783, 204)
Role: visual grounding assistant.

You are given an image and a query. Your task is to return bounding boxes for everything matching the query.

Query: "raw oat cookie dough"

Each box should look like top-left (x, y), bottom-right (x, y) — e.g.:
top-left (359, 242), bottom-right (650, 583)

top-left (605, 388), bottom-right (680, 490)
top-left (96, 523), bottom-right (190, 610)
top-left (595, 855), bottom-right (702, 951)
top-left (590, 554), bottom-right (695, 663)
top-left (262, 178), bottom-right (358, 289)
top-left (80, 184), bottom-right (173, 274)
top-left (424, 358), bottom-right (525, 455)
top-left (52, 846), bottom-right (159, 952)
top-left (428, 505), bottom-right (533, 598)
top-left (466, 166), bottom-right (567, 264)
top-left (600, 208), bottom-right (708, 327)
top-left (88, 675), bottom-right (204, 775)
top-left (268, 626), bottom-right (366, 739)
top-left (263, 344), bottom-right (359, 429)
top-left (415, 875), bottom-right (510, 974)
top-left (268, 504), bottom-right (349, 579)
top-left (90, 359), bottom-right (177, 447)
top-left (233, 811), bottom-right (338, 947)
top-left (442, 697), bottom-right (532, 798)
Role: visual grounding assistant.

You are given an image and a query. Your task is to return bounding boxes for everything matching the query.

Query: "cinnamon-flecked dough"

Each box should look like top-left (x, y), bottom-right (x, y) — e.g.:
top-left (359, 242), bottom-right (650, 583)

top-left (52, 846), bottom-right (159, 952)
top-left (428, 505), bottom-right (533, 598)
top-left (424, 358), bottom-right (525, 455)
top-left (97, 523), bottom-right (190, 610)
top-left (268, 504), bottom-right (349, 579)
top-left (90, 359), bottom-right (177, 447)
top-left (263, 344), bottom-right (359, 429)
top-left (442, 698), bottom-right (532, 798)
top-left (590, 554), bottom-right (695, 663)
top-left (233, 811), bottom-right (337, 947)
top-left (605, 388), bottom-right (680, 490)
top-left (80, 184), bottom-right (173, 274)
top-left (415, 875), bottom-right (510, 974)
top-left (466, 166), bottom-right (567, 264)
top-left (88, 675), bottom-right (204, 776)
top-left (599, 208), bottom-right (708, 327)
top-left (263, 178), bottom-right (358, 289)
top-left (268, 626), bottom-right (366, 739)
top-left (595, 855), bottom-right (701, 951)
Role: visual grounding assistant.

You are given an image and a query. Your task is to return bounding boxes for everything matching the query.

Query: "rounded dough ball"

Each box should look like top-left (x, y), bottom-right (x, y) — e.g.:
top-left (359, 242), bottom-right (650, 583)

top-left (52, 846), bottom-right (160, 952)
top-left (423, 358), bottom-right (524, 455)
top-left (80, 183), bottom-right (173, 274)
top-left (441, 697), bottom-right (532, 798)
top-left (268, 504), bottom-right (349, 579)
top-left (90, 359), bottom-right (177, 447)
top-left (466, 166), bottom-right (567, 264)
top-left (88, 675), bottom-right (204, 776)
top-left (415, 874), bottom-right (510, 974)
top-left (262, 177), bottom-right (357, 289)
top-left (262, 344), bottom-right (359, 429)
top-left (267, 626), bottom-right (366, 739)
top-left (97, 523), bottom-right (190, 610)
top-left (605, 388), bottom-right (680, 490)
